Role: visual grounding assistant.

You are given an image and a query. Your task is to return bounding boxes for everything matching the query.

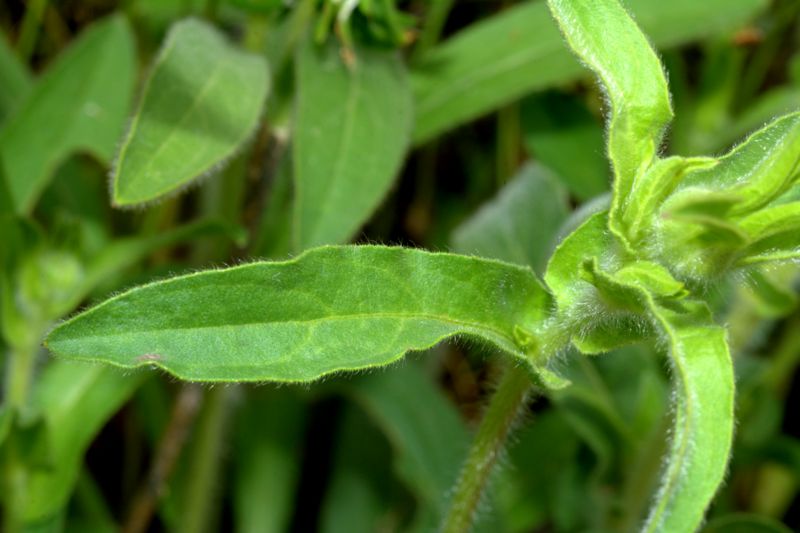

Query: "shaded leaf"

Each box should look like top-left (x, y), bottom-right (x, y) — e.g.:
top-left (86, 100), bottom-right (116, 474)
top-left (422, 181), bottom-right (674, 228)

top-left (411, 0), bottom-right (765, 144)
top-left (293, 39), bottom-right (412, 249)
top-left (452, 162), bottom-right (569, 273)
top-left (0, 15), bottom-right (136, 214)
top-left (113, 18), bottom-right (269, 206)
top-left (0, 33), bottom-right (32, 122)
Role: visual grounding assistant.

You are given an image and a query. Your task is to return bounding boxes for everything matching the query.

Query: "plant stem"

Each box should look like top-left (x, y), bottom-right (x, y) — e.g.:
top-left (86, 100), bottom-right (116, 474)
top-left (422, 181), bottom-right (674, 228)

top-left (441, 364), bottom-right (534, 533)
top-left (414, 0), bottom-right (455, 59)
top-left (178, 386), bottom-right (232, 533)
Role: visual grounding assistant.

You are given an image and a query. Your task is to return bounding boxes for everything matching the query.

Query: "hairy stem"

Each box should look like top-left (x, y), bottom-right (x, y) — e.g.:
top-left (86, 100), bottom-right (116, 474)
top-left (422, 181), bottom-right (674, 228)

top-left (441, 364), bottom-right (534, 533)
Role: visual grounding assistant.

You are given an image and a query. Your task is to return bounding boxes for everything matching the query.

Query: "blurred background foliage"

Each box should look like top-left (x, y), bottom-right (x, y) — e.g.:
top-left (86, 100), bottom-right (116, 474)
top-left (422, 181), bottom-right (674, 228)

top-left (0, 0), bottom-right (799, 531)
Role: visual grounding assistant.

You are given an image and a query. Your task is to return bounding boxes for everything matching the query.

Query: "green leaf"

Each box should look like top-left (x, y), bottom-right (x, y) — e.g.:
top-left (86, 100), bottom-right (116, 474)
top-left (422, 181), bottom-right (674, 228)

top-left (233, 388), bottom-right (307, 533)
top-left (451, 162), bottom-right (569, 273)
top-left (411, 0), bottom-right (765, 144)
top-left (644, 301), bottom-right (734, 533)
top-left (0, 33), bottom-right (32, 122)
top-left (670, 112), bottom-right (800, 216)
top-left (547, 0), bottom-right (673, 246)
top-left (0, 15), bottom-right (136, 214)
top-left (521, 91), bottom-right (608, 201)
top-left (348, 363), bottom-right (468, 525)
top-left (113, 18), bottom-right (269, 206)
top-left (46, 246), bottom-right (551, 382)
top-left (23, 361), bottom-right (145, 523)
top-left (702, 514), bottom-right (793, 533)
top-left (293, 39), bottom-right (412, 249)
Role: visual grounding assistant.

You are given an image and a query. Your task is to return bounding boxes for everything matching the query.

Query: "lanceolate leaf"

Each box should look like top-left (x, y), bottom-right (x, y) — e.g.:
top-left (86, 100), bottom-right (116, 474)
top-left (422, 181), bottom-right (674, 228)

top-left (293, 39), bottom-right (412, 249)
top-left (644, 301), bottom-right (734, 533)
top-left (0, 15), bottom-right (135, 214)
top-left (452, 162), bottom-right (569, 273)
top-left (411, 0), bottom-right (764, 144)
top-left (547, 0), bottom-right (673, 244)
top-left (46, 246), bottom-right (551, 382)
top-left (113, 18), bottom-right (269, 206)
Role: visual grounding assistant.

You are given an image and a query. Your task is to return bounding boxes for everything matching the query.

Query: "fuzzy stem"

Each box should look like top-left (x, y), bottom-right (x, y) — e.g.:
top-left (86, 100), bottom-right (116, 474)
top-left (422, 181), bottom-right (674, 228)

top-left (441, 364), bottom-right (534, 533)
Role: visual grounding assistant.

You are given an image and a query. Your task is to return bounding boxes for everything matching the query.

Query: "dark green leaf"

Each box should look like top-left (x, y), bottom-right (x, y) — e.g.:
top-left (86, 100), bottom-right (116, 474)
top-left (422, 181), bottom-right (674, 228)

top-left (0, 33), bottom-right (32, 122)
top-left (0, 15), bottom-right (136, 214)
top-left (293, 39), bottom-right (412, 249)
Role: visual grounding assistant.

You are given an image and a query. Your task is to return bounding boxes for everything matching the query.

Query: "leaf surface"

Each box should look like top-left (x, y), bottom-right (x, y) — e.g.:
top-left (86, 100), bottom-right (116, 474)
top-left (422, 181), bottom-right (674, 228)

top-left (293, 40), bottom-right (412, 249)
top-left (0, 15), bottom-right (135, 214)
top-left (452, 163), bottom-right (569, 273)
top-left (113, 18), bottom-right (269, 205)
top-left (46, 246), bottom-right (550, 382)
top-left (644, 301), bottom-right (734, 533)
top-left (412, 0), bottom-right (765, 144)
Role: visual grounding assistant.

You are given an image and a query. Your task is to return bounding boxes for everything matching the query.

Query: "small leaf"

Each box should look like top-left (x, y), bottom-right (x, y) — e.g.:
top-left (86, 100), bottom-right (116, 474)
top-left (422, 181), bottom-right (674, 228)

top-left (0, 15), bottom-right (136, 214)
top-left (451, 162), bottom-right (569, 273)
top-left (293, 38), bottom-right (412, 249)
top-left (46, 246), bottom-right (551, 382)
top-left (113, 18), bottom-right (269, 206)
top-left (544, 212), bottom-right (653, 354)
top-left (672, 112), bottom-right (800, 216)
top-left (644, 301), bottom-right (734, 533)
top-left (547, 0), bottom-right (673, 246)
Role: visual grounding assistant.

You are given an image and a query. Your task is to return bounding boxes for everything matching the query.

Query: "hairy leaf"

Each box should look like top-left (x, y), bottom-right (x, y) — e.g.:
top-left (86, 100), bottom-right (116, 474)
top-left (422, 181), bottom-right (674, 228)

top-left (46, 246), bottom-right (551, 382)
top-left (671, 112), bottom-right (800, 216)
top-left (113, 18), bottom-right (269, 206)
top-left (548, 0), bottom-right (673, 245)
top-left (293, 39), bottom-right (412, 249)
top-left (411, 0), bottom-right (763, 144)
top-left (644, 301), bottom-right (734, 533)
top-left (452, 163), bottom-right (569, 273)
top-left (0, 15), bottom-right (135, 214)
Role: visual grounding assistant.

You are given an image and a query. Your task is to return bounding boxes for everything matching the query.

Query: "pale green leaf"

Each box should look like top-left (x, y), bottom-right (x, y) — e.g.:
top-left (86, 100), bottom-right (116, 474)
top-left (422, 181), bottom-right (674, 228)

top-left (451, 162), bottom-right (569, 273)
top-left (521, 91), bottom-right (608, 201)
top-left (293, 39), bottom-right (412, 249)
top-left (45, 246), bottom-right (551, 382)
top-left (113, 18), bottom-right (269, 206)
top-left (644, 301), bottom-right (734, 533)
top-left (411, 0), bottom-right (764, 144)
top-left (0, 15), bottom-right (136, 214)
top-left (23, 361), bottom-right (145, 523)
top-left (0, 33), bottom-right (32, 122)
top-left (547, 0), bottom-right (673, 245)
